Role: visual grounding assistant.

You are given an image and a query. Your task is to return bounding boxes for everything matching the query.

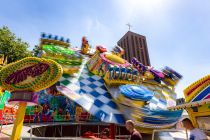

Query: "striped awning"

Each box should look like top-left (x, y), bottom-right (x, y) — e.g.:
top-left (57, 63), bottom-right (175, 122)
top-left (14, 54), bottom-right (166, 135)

top-left (168, 99), bottom-right (210, 110)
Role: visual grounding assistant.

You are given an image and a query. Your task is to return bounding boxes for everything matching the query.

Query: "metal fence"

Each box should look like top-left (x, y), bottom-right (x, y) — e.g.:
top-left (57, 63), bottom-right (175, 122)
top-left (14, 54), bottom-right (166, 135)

top-left (1, 113), bottom-right (100, 124)
top-left (152, 129), bottom-right (188, 140)
top-left (0, 114), bottom-right (130, 139)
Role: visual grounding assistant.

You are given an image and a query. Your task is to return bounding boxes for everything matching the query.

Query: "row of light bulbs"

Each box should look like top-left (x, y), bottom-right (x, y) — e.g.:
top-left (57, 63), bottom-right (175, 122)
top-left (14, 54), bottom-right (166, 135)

top-left (41, 33), bottom-right (70, 43)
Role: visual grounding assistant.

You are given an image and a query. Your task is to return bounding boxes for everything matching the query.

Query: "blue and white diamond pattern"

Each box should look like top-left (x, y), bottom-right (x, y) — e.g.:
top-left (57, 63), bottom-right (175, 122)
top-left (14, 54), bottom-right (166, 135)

top-left (57, 57), bottom-right (125, 124)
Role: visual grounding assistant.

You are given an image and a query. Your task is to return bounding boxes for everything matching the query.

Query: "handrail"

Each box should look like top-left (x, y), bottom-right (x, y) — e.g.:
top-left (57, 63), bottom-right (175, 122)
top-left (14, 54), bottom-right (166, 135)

top-left (0, 122), bottom-right (128, 139)
top-left (0, 114), bottom-right (100, 125)
top-left (0, 112), bottom-right (128, 139)
top-left (152, 129), bottom-right (188, 140)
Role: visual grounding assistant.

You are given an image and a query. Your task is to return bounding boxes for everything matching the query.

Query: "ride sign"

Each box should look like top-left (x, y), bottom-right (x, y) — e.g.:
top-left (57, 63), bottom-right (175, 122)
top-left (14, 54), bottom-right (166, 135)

top-left (0, 57), bottom-right (63, 140)
top-left (0, 57), bottom-right (63, 92)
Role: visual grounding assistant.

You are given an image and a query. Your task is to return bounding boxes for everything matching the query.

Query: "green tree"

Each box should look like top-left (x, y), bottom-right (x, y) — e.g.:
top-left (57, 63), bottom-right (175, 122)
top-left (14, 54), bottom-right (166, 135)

top-left (0, 26), bottom-right (32, 63)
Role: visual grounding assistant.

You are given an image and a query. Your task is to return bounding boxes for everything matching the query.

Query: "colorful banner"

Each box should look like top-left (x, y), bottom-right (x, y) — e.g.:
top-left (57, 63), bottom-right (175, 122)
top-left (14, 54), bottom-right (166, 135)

top-left (0, 88), bottom-right (99, 124)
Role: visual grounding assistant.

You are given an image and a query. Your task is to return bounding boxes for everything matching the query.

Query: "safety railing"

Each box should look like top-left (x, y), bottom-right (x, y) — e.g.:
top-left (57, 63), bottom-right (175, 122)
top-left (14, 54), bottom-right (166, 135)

top-left (0, 113), bottom-right (129, 139)
top-left (152, 129), bottom-right (188, 140)
top-left (0, 114), bottom-right (100, 125)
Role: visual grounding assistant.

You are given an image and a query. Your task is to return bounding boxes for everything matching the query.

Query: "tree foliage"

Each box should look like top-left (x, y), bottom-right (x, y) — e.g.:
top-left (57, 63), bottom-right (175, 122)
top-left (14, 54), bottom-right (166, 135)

top-left (0, 26), bottom-right (32, 63)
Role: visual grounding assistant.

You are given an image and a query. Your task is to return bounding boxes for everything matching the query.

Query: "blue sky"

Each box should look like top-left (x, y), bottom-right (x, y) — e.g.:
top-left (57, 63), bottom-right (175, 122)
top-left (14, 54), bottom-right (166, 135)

top-left (0, 0), bottom-right (210, 98)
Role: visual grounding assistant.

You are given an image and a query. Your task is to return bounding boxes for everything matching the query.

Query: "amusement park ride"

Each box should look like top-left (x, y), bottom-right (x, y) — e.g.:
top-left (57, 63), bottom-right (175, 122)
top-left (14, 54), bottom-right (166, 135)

top-left (0, 33), bottom-right (209, 139)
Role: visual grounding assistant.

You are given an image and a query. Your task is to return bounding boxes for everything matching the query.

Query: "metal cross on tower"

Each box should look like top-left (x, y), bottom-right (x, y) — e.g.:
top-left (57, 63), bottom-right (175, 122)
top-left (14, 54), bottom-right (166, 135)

top-left (126, 23), bottom-right (132, 31)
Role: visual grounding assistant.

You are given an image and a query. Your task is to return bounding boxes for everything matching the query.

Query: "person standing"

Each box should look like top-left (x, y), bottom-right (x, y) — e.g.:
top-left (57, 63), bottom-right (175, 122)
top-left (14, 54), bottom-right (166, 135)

top-left (125, 120), bottom-right (142, 140)
top-left (182, 118), bottom-right (208, 140)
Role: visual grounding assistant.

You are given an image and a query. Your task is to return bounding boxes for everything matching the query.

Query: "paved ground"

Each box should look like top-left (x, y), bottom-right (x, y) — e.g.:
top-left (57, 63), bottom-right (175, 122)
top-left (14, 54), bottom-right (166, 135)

top-left (0, 133), bottom-right (10, 140)
top-left (0, 124), bottom-right (33, 139)
top-left (0, 124), bottom-right (152, 140)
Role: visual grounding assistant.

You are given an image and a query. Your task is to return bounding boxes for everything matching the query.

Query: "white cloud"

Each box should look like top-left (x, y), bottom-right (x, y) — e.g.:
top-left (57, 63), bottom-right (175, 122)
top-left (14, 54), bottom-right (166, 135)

top-left (113, 0), bottom-right (176, 25)
top-left (83, 17), bottom-right (115, 50)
